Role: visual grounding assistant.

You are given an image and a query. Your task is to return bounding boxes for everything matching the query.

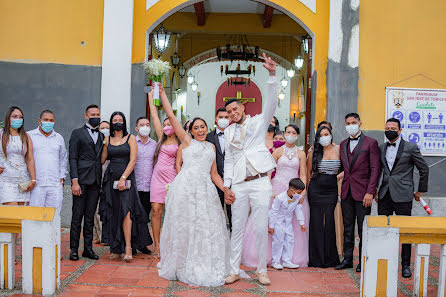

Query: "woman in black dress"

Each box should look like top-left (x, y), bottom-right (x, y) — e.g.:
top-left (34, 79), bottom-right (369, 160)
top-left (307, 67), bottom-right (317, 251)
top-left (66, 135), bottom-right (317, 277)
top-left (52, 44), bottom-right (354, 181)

top-left (100, 111), bottom-right (152, 261)
top-left (307, 126), bottom-right (341, 268)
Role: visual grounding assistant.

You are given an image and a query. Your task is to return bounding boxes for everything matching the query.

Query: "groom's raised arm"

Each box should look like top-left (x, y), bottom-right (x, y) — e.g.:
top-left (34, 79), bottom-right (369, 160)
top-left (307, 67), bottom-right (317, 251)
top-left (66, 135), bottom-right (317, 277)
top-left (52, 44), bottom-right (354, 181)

top-left (261, 53), bottom-right (278, 130)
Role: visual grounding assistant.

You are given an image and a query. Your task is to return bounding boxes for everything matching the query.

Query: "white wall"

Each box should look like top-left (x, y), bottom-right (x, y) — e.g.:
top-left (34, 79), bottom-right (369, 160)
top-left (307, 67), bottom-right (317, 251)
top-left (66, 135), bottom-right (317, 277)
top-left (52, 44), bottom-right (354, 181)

top-left (181, 61), bottom-right (291, 130)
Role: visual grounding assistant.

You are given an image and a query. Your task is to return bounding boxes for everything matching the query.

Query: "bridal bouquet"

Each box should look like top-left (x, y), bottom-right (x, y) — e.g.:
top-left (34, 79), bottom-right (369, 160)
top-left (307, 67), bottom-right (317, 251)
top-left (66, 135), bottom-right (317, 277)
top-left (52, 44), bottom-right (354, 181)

top-left (143, 58), bottom-right (171, 107)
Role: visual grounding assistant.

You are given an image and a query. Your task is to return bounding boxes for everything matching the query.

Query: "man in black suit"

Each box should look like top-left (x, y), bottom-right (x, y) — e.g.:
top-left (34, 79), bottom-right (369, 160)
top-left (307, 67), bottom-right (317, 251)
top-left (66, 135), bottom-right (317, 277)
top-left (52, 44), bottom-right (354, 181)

top-left (206, 107), bottom-right (232, 230)
top-left (376, 117), bottom-right (429, 278)
top-left (69, 104), bottom-right (104, 261)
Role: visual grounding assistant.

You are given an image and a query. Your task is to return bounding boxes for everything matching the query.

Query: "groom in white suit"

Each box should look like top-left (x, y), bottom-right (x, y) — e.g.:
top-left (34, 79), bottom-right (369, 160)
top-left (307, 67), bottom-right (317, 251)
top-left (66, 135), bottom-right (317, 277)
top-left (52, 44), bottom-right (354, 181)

top-left (224, 53), bottom-right (278, 285)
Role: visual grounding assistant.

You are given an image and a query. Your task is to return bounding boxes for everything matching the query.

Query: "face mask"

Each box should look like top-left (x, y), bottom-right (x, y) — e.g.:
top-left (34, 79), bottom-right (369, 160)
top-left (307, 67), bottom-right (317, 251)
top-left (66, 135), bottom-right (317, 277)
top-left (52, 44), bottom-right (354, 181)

top-left (138, 126), bottom-right (151, 137)
top-left (268, 124), bottom-right (276, 132)
top-left (100, 128), bottom-right (110, 137)
top-left (163, 125), bottom-right (175, 136)
top-left (285, 135), bottom-right (297, 144)
top-left (385, 130), bottom-right (399, 142)
top-left (345, 124), bottom-right (359, 136)
top-left (273, 140), bottom-right (285, 148)
top-left (10, 119), bottom-right (23, 129)
top-left (319, 135), bottom-right (332, 147)
top-left (41, 121), bottom-right (54, 133)
top-left (89, 117), bottom-right (100, 128)
top-left (112, 122), bottom-right (123, 131)
top-left (292, 192), bottom-right (302, 200)
top-left (217, 118), bottom-right (230, 129)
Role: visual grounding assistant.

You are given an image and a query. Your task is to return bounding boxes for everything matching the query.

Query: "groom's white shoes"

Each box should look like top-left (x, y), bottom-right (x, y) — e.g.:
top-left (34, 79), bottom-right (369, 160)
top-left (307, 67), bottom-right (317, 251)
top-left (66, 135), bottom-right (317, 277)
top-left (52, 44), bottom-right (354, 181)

top-left (225, 273), bottom-right (241, 284)
top-left (256, 271), bottom-right (271, 285)
top-left (272, 263), bottom-right (283, 270)
top-left (282, 262), bottom-right (300, 269)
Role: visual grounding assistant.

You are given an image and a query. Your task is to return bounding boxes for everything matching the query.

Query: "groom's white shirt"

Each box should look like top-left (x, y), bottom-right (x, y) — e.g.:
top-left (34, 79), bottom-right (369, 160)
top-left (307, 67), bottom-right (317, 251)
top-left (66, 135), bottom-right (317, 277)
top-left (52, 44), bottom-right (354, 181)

top-left (224, 76), bottom-right (278, 187)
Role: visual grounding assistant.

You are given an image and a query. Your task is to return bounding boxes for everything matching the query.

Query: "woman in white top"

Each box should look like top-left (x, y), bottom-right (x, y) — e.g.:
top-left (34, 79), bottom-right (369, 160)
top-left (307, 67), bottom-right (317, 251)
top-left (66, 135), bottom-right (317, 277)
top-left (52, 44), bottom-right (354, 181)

top-left (0, 106), bottom-right (36, 205)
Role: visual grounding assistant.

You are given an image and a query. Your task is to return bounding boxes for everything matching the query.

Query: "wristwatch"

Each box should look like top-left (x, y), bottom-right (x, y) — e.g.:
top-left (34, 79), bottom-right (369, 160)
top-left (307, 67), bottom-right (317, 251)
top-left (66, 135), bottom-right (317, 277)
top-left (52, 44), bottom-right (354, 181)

top-left (121, 175), bottom-right (126, 180)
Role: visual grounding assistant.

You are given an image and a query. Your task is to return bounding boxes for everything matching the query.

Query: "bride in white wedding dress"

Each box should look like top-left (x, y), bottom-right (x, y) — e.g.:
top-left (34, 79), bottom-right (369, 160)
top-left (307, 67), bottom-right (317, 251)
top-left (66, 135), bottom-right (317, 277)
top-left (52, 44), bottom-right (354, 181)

top-left (153, 84), bottom-right (229, 287)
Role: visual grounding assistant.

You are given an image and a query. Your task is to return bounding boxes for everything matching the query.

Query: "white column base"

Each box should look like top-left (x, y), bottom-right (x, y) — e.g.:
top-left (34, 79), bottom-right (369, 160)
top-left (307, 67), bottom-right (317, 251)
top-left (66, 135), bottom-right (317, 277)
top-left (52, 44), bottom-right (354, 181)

top-left (361, 217), bottom-right (399, 297)
top-left (413, 243), bottom-right (430, 297)
top-left (437, 245), bottom-right (445, 297)
top-left (22, 213), bottom-right (60, 296)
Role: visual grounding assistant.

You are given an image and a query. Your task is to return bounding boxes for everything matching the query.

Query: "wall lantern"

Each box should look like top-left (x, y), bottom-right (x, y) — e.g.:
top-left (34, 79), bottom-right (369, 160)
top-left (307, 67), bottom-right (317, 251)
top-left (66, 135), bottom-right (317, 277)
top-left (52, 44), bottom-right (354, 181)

top-left (281, 78), bottom-right (288, 88)
top-left (294, 54), bottom-right (304, 71)
top-left (178, 65), bottom-right (187, 78)
top-left (278, 90), bottom-right (285, 101)
top-left (287, 68), bottom-right (295, 78)
top-left (153, 24), bottom-right (171, 54)
top-left (191, 82), bottom-right (198, 92)
top-left (187, 73), bottom-right (195, 85)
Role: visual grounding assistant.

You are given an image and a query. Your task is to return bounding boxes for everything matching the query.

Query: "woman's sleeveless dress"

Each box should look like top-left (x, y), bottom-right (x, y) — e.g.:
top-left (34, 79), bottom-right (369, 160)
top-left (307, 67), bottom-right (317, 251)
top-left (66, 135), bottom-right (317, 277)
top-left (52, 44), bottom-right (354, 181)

top-left (158, 140), bottom-right (229, 287)
top-left (100, 137), bottom-right (152, 254)
top-left (150, 144), bottom-right (178, 203)
top-left (0, 133), bottom-right (30, 203)
top-left (307, 159), bottom-right (341, 267)
top-left (241, 146), bottom-right (310, 267)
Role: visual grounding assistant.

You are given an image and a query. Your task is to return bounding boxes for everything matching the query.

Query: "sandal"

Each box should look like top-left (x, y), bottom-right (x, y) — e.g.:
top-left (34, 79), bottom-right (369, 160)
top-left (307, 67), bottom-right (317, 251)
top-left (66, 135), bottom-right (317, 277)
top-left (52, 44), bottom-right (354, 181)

top-left (123, 247), bottom-right (132, 262)
top-left (110, 253), bottom-right (121, 260)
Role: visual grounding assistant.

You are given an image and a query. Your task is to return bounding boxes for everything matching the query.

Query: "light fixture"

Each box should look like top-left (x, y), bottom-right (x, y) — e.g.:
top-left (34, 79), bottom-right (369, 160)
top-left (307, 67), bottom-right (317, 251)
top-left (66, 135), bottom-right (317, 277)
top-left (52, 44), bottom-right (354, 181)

top-left (170, 52), bottom-right (180, 68)
top-left (294, 54), bottom-right (304, 70)
top-left (281, 77), bottom-right (288, 88)
top-left (287, 68), bottom-right (295, 78)
top-left (170, 38), bottom-right (180, 68)
top-left (278, 90), bottom-right (285, 101)
top-left (191, 82), bottom-right (198, 92)
top-left (178, 65), bottom-right (187, 78)
top-left (153, 24), bottom-right (171, 54)
top-left (187, 73), bottom-right (195, 85)
top-left (302, 37), bottom-right (309, 55)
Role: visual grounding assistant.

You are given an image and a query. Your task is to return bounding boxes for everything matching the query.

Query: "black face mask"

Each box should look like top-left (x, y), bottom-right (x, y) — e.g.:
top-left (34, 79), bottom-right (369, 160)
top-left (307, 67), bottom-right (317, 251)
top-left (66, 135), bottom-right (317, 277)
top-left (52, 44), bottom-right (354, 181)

top-left (268, 124), bottom-right (276, 132)
top-left (385, 130), bottom-right (399, 142)
top-left (113, 122), bottom-right (123, 131)
top-left (88, 117), bottom-right (100, 128)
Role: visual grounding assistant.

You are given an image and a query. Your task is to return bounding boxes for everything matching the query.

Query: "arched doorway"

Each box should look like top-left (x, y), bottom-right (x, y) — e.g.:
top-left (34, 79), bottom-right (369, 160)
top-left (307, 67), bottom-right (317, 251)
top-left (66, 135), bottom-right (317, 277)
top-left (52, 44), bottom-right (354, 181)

top-left (101, 0), bottom-right (330, 151)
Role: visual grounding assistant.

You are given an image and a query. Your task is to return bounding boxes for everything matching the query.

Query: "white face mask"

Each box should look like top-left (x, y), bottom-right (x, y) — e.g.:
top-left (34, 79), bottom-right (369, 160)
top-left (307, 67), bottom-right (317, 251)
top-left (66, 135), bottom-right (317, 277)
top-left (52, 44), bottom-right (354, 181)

top-left (292, 192), bottom-right (301, 200)
top-left (217, 118), bottom-right (230, 129)
top-left (345, 124), bottom-right (359, 136)
top-left (138, 126), bottom-right (151, 137)
top-left (319, 135), bottom-right (332, 147)
top-left (285, 135), bottom-right (297, 144)
top-left (100, 128), bottom-right (110, 137)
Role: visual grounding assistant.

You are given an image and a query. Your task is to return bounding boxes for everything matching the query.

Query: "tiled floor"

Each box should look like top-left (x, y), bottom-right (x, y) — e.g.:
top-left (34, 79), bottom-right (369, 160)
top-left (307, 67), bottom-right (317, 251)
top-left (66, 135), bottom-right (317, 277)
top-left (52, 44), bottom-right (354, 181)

top-left (1, 230), bottom-right (442, 296)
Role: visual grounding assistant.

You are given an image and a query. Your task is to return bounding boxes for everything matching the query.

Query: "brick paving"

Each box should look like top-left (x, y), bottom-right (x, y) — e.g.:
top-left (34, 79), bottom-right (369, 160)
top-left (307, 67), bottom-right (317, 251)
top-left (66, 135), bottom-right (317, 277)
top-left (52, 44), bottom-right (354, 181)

top-left (0, 229), bottom-right (441, 296)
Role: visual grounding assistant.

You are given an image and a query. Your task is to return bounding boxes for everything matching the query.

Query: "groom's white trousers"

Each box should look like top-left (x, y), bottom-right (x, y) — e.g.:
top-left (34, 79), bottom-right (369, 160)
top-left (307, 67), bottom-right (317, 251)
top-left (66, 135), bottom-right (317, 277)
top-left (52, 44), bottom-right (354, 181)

top-left (230, 176), bottom-right (272, 274)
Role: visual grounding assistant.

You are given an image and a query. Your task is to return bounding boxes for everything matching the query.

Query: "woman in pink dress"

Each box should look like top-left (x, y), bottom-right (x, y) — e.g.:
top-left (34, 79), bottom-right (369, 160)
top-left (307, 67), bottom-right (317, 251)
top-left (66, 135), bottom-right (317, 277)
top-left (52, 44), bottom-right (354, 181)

top-left (241, 124), bottom-right (309, 267)
top-left (148, 96), bottom-right (179, 257)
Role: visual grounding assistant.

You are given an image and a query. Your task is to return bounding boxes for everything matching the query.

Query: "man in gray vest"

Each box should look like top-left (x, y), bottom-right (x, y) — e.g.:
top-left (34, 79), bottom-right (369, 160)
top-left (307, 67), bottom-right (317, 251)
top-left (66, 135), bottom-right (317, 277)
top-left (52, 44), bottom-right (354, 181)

top-left (376, 117), bottom-right (429, 278)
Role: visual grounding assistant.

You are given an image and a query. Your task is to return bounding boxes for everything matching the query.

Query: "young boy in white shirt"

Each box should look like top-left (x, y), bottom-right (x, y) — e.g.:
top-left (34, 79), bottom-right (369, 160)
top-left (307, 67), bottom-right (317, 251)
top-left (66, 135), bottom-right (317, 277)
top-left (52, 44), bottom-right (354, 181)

top-left (268, 178), bottom-right (307, 270)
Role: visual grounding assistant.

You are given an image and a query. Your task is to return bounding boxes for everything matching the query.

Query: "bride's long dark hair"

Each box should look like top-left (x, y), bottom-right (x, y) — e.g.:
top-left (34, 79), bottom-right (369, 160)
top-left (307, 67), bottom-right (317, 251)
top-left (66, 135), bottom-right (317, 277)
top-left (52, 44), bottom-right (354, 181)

top-left (189, 117), bottom-right (208, 139)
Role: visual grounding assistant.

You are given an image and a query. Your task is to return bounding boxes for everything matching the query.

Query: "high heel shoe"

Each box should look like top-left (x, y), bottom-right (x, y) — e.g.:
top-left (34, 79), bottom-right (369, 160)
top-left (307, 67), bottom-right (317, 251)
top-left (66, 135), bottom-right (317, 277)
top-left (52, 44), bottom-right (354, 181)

top-left (123, 247), bottom-right (133, 262)
top-left (110, 253), bottom-right (121, 260)
top-left (153, 245), bottom-right (160, 258)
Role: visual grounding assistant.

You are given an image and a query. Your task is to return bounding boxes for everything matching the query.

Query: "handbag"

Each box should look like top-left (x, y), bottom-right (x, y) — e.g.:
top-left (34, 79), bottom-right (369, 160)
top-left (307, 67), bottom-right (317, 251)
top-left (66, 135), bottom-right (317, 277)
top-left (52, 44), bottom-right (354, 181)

top-left (113, 180), bottom-right (131, 190)
top-left (18, 180), bottom-right (31, 193)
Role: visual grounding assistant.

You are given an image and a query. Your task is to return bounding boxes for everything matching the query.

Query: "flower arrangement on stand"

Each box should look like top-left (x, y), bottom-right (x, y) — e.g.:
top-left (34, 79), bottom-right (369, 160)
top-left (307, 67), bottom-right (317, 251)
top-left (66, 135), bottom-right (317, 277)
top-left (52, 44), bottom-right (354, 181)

top-left (143, 58), bottom-right (171, 108)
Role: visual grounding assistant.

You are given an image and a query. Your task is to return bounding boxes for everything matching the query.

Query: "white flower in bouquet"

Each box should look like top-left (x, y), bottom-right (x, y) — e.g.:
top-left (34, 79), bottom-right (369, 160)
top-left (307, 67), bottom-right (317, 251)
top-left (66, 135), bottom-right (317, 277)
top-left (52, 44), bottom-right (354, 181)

top-left (142, 58), bottom-right (171, 106)
top-left (143, 58), bottom-right (171, 82)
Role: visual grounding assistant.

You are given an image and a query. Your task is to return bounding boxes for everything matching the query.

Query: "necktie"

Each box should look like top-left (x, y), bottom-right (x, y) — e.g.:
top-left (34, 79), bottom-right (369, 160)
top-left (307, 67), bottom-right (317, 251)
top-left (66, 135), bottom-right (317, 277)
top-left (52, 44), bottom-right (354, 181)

top-left (387, 142), bottom-right (396, 147)
top-left (90, 128), bottom-right (99, 133)
top-left (217, 132), bottom-right (224, 136)
top-left (350, 136), bottom-right (360, 141)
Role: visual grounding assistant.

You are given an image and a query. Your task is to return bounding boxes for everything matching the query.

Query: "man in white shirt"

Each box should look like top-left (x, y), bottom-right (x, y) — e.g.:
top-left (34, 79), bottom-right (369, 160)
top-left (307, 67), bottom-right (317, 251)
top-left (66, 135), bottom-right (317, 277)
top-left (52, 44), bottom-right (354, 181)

top-left (29, 110), bottom-right (68, 211)
top-left (376, 117), bottom-right (429, 278)
top-left (224, 53), bottom-right (278, 285)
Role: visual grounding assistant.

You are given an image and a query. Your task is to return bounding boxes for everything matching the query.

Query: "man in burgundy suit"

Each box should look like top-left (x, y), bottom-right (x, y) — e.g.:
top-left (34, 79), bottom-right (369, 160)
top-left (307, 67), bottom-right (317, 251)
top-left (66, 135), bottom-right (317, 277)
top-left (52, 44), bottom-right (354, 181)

top-left (336, 113), bottom-right (381, 273)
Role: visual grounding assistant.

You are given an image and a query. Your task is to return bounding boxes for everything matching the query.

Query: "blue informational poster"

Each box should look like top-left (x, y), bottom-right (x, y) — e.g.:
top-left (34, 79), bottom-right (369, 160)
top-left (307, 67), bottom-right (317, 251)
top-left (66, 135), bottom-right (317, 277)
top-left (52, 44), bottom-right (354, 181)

top-left (386, 87), bottom-right (446, 156)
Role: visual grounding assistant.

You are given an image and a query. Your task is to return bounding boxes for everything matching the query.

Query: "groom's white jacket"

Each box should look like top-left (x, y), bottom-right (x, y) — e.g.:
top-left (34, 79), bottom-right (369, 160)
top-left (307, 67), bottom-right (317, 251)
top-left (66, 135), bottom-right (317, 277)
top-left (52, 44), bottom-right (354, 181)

top-left (224, 76), bottom-right (278, 187)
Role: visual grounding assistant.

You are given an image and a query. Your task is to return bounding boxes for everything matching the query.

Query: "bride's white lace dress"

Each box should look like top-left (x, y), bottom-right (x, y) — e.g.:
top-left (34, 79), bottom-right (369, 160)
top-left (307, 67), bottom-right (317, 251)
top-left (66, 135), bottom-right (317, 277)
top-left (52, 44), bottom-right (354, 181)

top-left (158, 139), bottom-right (230, 287)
